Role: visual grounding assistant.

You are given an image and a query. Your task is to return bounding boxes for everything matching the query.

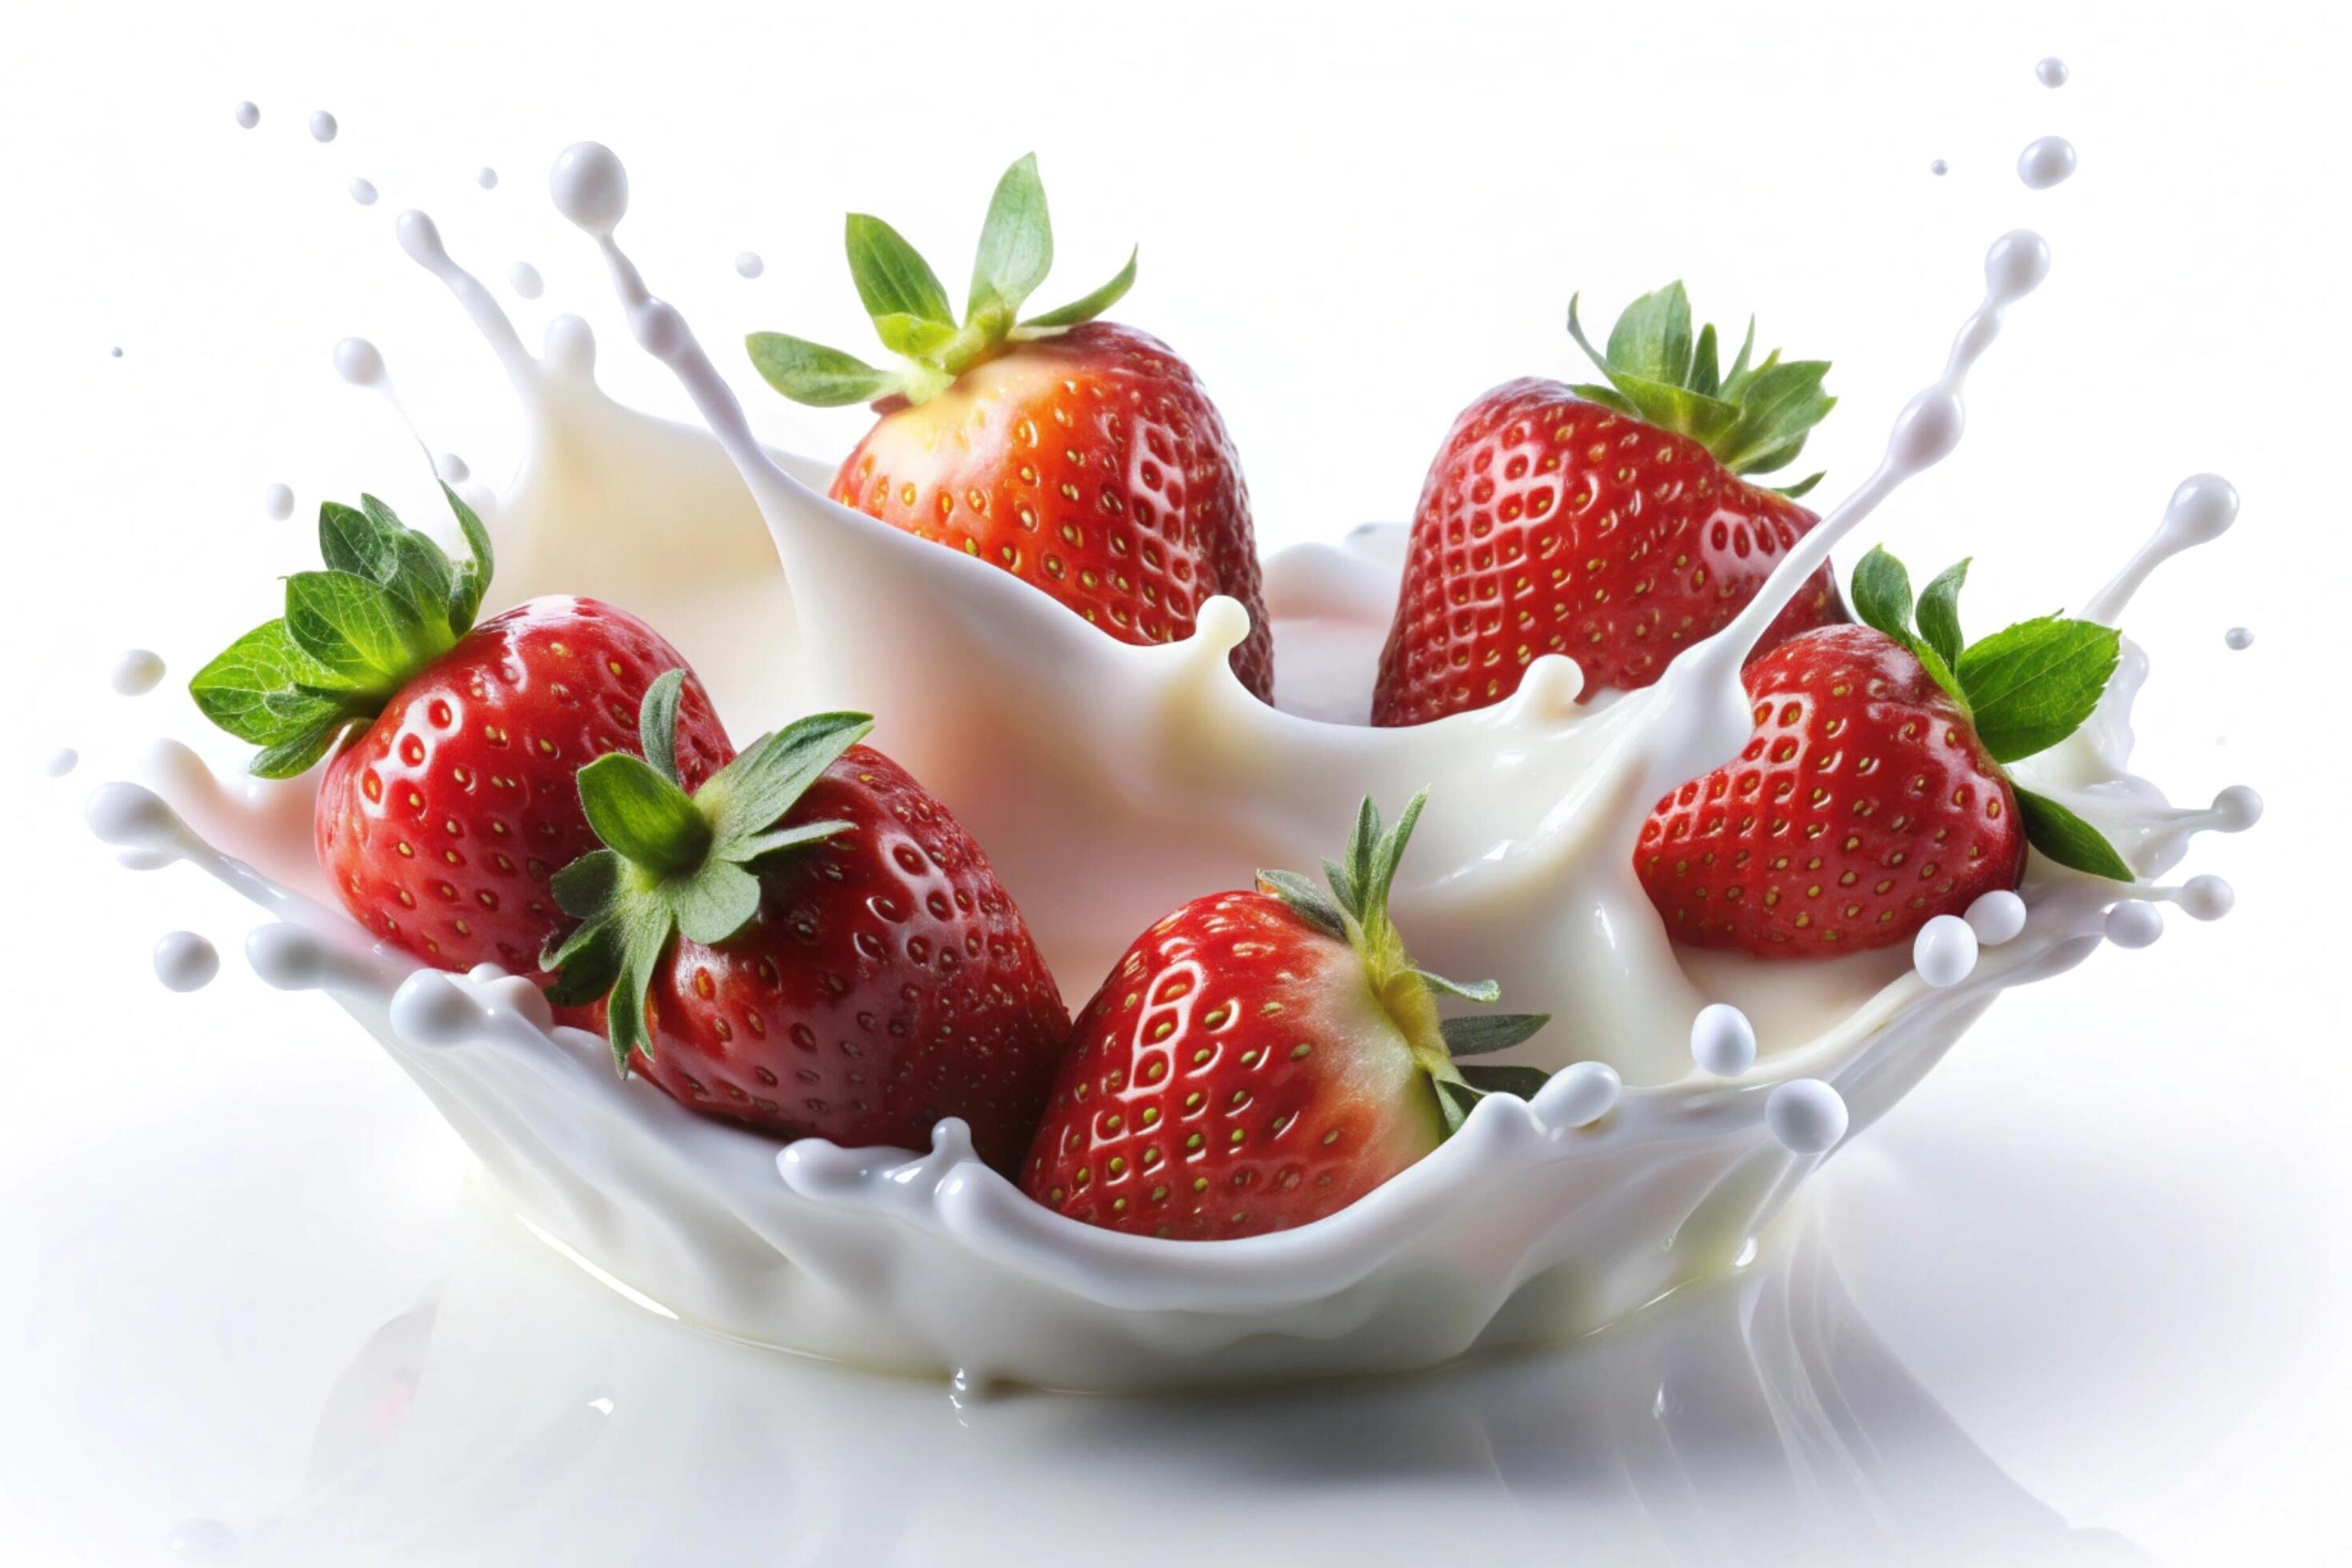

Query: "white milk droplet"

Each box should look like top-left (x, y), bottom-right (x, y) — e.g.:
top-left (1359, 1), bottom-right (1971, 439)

top-left (347, 178), bottom-right (378, 206)
top-left (390, 970), bottom-right (486, 1047)
top-left (2104, 901), bottom-right (2163, 948)
top-left (333, 336), bottom-right (386, 386)
top-left (735, 250), bottom-right (765, 278)
top-left (508, 262), bottom-right (545, 299)
top-left (2210, 785), bottom-right (2263, 832)
top-left (437, 452), bottom-right (471, 484)
top-left (550, 142), bottom-right (630, 235)
top-left (153, 931), bottom-right (221, 993)
top-left (476, 166), bottom-right (499, 189)
top-left (2178, 875), bottom-right (2235, 921)
top-left (2224, 626), bottom-right (2253, 650)
top-left (1913, 913), bottom-right (1979, 987)
top-left (309, 110), bottom-right (338, 143)
top-left (1964, 888), bottom-right (2028, 946)
top-left (263, 482), bottom-right (294, 520)
top-left (233, 102), bottom-right (259, 130)
top-left (84, 782), bottom-right (186, 854)
top-left (1689, 1003), bottom-right (1756, 1077)
top-left (1930, 158), bottom-right (1949, 176)
top-left (110, 346), bottom-right (123, 358)
top-left (43, 747), bottom-right (79, 778)
top-left (1534, 1061), bottom-right (1621, 1129)
top-left (110, 649), bottom-right (166, 696)
top-left (2037, 57), bottom-right (2070, 87)
top-left (2018, 136), bottom-right (2078, 190)
top-left (1766, 1080), bottom-right (1848, 1154)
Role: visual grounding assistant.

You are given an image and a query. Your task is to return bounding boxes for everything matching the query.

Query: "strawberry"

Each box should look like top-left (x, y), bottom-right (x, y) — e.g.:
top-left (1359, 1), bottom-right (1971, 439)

top-left (1373, 283), bottom-right (1845, 723)
top-left (1636, 547), bottom-right (2134, 956)
top-left (1022, 794), bottom-right (1550, 1239)
top-left (746, 154), bottom-right (1273, 702)
top-left (543, 678), bottom-right (1069, 1171)
top-left (190, 486), bottom-right (732, 990)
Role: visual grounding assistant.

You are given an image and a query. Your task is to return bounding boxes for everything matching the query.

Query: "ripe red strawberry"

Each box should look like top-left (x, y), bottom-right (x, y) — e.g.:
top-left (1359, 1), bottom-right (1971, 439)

top-left (545, 679), bottom-right (1069, 1171)
top-left (1022, 794), bottom-right (1550, 1239)
top-left (1636, 548), bottom-right (2134, 956)
top-left (1373, 283), bottom-right (1845, 723)
top-left (190, 487), bottom-right (732, 989)
top-left (747, 154), bottom-right (1272, 702)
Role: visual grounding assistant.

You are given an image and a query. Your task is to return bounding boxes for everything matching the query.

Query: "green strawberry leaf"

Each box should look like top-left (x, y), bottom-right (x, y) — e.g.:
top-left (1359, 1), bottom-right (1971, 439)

top-left (1435, 1077), bottom-right (1483, 1133)
top-left (844, 214), bottom-right (954, 328)
top-left (1568, 286), bottom-right (1833, 481)
top-left (1916, 558), bottom-right (1970, 670)
top-left (1438, 1013), bottom-right (1551, 1057)
top-left (700, 711), bottom-right (873, 859)
top-left (745, 333), bottom-right (901, 408)
top-left (1850, 547), bottom-right (1969, 711)
top-left (578, 753), bottom-right (710, 877)
top-left (872, 312), bottom-right (962, 361)
top-left (1257, 868), bottom-right (1346, 941)
top-left (442, 482), bottom-right (495, 633)
top-left (283, 570), bottom-right (434, 688)
top-left (1954, 617), bottom-right (2122, 765)
top-left (638, 668), bottom-right (686, 786)
top-left (2014, 788), bottom-right (2134, 881)
top-left (1022, 246), bottom-right (1137, 330)
top-left (672, 858), bottom-right (762, 946)
top-left (250, 725), bottom-right (355, 780)
top-left (1414, 969), bottom-right (1502, 1003)
top-left (190, 619), bottom-right (357, 742)
top-left (1458, 1063), bottom-right (1550, 1099)
top-left (966, 153), bottom-right (1054, 330)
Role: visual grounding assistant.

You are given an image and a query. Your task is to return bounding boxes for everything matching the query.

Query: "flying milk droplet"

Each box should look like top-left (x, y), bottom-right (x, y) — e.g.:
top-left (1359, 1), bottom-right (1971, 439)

top-left (309, 110), bottom-right (338, 143)
top-left (550, 142), bottom-right (629, 235)
top-left (263, 482), bottom-right (295, 520)
top-left (1963, 889), bottom-right (2028, 946)
top-left (1766, 1080), bottom-right (1848, 1154)
top-left (110, 649), bottom-right (166, 696)
top-left (735, 251), bottom-right (765, 278)
top-left (334, 337), bottom-right (386, 386)
top-left (1913, 914), bottom-right (1979, 987)
top-left (2018, 136), bottom-right (2078, 190)
top-left (2104, 901), bottom-right (2163, 949)
top-left (476, 166), bottom-right (499, 189)
top-left (154, 931), bottom-right (221, 993)
top-left (348, 178), bottom-right (378, 206)
top-left (508, 262), bottom-right (544, 300)
top-left (2224, 626), bottom-right (2253, 650)
top-left (2036, 57), bottom-right (2070, 87)
top-left (233, 102), bottom-right (259, 130)
top-left (1929, 158), bottom-right (1949, 176)
top-left (1689, 1003), bottom-right (1756, 1077)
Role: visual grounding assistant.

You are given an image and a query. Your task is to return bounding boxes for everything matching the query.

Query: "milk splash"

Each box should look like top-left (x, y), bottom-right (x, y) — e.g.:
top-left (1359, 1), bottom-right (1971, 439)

top-left (72, 122), bottom-right (2258, 1388)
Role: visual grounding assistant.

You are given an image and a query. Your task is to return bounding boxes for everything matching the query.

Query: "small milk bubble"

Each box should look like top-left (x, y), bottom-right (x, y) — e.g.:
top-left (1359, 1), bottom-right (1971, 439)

top-left (2224, 626), bottom-right (2253, 650)
top-left (1690, 1003), bottom-right (1757, 1078)
top-left (154, 932), bottom-right (221, 993)
top-left (1929, 158), bottom-right (1949, 176)
top-left (347, 178), bottom-right (378, 206)
top-left (110, 346), bottom-right (124, 358)
top-left (1986, 230), bottom-right (2052, 298)
top-left (1913, 914), bottom-right (1979, 987)
top-left (1766, 1080), bottom-right (1849, 1154)
top-left (2210, 785), bottom-right (2263, 832)
top-left (508, 262), bottom-right (545, 300)
top-left (476, 166), bottom-right (499, 189)
top-left (333, 337), bottom-right (386, 386)
top-left (233, 102), bottom-right (259, 130)
top-left (2179, 876), bottom-right (2235, 921)
top-left (263, 482), bottom-right (295, 520)
top-left (2036, 57), bottom-right (2070, 87)
top-left (110, 649), bottom-right (166, 696)
top-left (735, 251), bottom-right (766, 278)
top-left (2018, 136), bottom-right (2078, 190)
top-left (2166, 474), bottom-right (2239, 542)
top-left (2104, 901), bottom-right (2164, 949)
top-left (43, 747), bottom-right (79, 778)
top-left (1964, 888), bottom-right (2028, 946)
top-left (309, 110), bottom-right (338, 143)
top-left (550, 142), bottom-right (629, 235)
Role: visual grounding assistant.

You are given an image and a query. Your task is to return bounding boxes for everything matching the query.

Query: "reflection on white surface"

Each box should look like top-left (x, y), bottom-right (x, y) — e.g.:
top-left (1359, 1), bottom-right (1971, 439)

top-left (207, 1197), bottom-right (2137, 1567)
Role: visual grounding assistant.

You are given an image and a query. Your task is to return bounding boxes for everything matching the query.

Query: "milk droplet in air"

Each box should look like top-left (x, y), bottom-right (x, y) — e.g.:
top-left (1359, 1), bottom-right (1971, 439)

top-left (334, 337), bottom-right (386, 386)
top-left (1930, 158), bottom-right (1949, 176)
top-left (234, 102), bottom-right (259, 130)
top-left (154, 932), bottom-right (221, 993)
top-left (2104, 901), bottom-right (2163, 949)
top-left (509, 262), bottom-right (545, 300)
top-left (2179, 876), bottom-right (2235, 921)
top-left (550, 142), bottom-right (629, 235)
top-left (110, 649), bottom-right (166, 696)
top-left (476, 166), bottom-right (499, 189)
top-left (437, 452), bottom-right (471, 484)
top-left (1913, 914), bottom-right (1979, 987)
top-left (2037, 57), bottom-right (2070, 88)
top-left (1689, 1003), bottom-right (1756, 1077)
top-left (1766, 1080), bottom-right (1848, 1154)
top-left (43, 747), bottom-right (78, 778)
top-left (735, 251), bottom-right (765, 278)
top-left (2018, 136), bottom-right (2078, 190)
top-left (348, 178), bottom-right (378, 206)
top-left (1964, 889), bottom-right (2028, 946)
top-left (310, 110), bottom-right (338, 143)
top-left (2225, 626), bottom-right (2253, 650)
top-left (110, 346), bottom-right (123, 358)
top-left (264, 482), bottom-right (294, 520)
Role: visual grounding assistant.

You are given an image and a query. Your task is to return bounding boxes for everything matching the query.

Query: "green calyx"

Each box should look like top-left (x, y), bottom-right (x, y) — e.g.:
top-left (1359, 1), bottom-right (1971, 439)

top-left (1566, 282), bottom-right (1834, 498)
top-left (542, 674), bottom-right (874, 1074)
top-left (1257, 791), bottom-right (1553, 1134)
top-left (1848, 546), bottom-right (2133, 882)
top-left (746, 153), bottom-right (1138, 410)
top-left (189, 485), bottom-right (496, 778)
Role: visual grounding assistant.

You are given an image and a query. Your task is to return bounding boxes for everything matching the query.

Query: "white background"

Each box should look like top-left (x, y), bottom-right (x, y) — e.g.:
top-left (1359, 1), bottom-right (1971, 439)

top-left (1, 2), bottom-right (2343, 1563)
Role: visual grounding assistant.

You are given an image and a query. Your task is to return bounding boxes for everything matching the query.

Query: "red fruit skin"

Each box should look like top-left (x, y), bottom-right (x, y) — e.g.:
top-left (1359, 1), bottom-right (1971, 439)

top-left (1022, 890), bottom-right (1446, 1240)
top-left (630, 745), bottom-right (1070, 1174)
top-left (1373, 379), bottom-right (1843, 723)
top-left (830, 322), bottom-right (1274, 703)
top-left (1634, 625), bottom-right (2025, 958)
top-left (315, 597), bottom-right (733, 988)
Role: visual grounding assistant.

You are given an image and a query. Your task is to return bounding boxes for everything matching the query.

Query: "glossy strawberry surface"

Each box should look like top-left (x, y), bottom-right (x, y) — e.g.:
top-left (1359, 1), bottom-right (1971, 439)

top-left (1022, 890), bottom-right (1445, 1239)
top-left (627, 745), bottom-right (1069, 1173)
top-left (1635, 624), bottom-right (2023, 956)
top-left (1373, 380), bottom-right (1842, 722)
top-left (315, 597), bottom-right (732, 980)
top-left (831, 324), bottom-right (1274, 702)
